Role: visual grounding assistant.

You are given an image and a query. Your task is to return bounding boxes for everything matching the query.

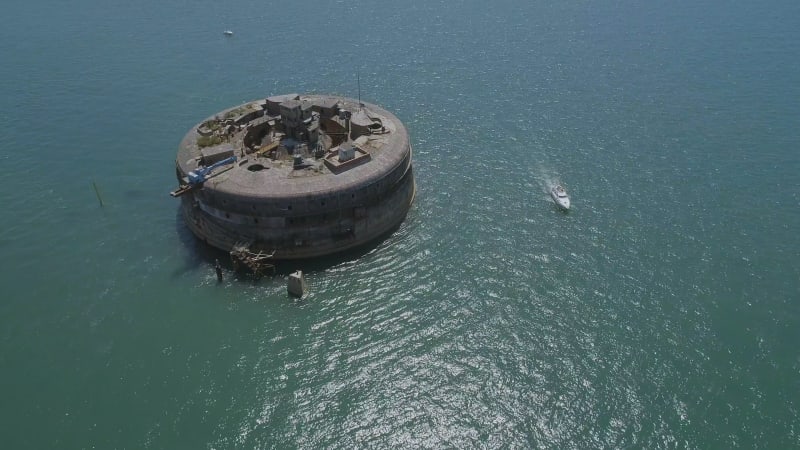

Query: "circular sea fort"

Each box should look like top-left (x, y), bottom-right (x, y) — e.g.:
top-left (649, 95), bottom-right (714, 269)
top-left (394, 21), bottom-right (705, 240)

top-left (172, 94), bottom-right (415, 260)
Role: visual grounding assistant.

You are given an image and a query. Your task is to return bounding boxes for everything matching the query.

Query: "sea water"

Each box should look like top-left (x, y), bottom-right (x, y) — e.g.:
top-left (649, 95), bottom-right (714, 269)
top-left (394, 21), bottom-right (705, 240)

top-left (0, 0), bottom-right (798, 447)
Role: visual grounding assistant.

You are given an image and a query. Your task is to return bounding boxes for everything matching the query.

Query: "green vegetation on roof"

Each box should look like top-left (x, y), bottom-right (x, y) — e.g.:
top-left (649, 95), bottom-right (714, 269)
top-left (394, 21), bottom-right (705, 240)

top-left (197, 135), bottom-right (225, 148)
top-left (201, 120), bottom-right (222, 131)
top-left (224, 104), bottom-right (255, 119)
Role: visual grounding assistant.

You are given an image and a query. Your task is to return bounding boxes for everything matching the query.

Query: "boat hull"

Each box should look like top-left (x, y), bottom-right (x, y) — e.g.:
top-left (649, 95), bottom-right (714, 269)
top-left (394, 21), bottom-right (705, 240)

top-left (550, 190), bottom-right (570, 210)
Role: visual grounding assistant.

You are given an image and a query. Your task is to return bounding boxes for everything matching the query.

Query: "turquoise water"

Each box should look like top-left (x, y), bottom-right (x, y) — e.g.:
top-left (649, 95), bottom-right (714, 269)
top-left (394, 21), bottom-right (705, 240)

top-left (1, 0), bottom-right (799, 447)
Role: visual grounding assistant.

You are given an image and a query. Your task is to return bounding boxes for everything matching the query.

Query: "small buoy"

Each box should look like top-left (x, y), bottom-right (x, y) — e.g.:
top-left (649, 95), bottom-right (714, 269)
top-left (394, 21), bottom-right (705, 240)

top-left (287, 270), bottom-right (307, 297)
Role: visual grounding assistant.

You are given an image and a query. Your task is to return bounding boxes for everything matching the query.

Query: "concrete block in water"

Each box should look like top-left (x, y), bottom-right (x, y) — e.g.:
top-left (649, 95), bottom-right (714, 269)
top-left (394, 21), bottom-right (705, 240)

top-left (287, 270), bottom-right (307, 297)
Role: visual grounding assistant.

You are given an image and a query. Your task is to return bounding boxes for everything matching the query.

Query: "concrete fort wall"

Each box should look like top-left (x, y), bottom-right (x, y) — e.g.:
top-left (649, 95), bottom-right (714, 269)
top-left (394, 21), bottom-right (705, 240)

top-left (195, 148), bottom-right (411, 216)
top-left (181, 164), bottom-right (415, 259)
top-left (175, 94), bottom-right (415, 260)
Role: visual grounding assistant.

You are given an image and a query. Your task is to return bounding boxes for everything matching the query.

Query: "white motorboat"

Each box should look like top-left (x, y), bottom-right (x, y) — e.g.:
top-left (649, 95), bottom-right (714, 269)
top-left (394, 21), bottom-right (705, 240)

top-left (550, 184), bottom-right (570, 210)
top-left (223, 30), bottom-right (234, 36)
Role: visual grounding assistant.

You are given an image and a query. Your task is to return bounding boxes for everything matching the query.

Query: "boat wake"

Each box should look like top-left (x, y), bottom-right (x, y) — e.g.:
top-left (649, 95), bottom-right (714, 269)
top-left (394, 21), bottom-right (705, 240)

top-left (535, 167), bottom-right (562, 194)
top-left (533, 166), bottom-right (570, 209)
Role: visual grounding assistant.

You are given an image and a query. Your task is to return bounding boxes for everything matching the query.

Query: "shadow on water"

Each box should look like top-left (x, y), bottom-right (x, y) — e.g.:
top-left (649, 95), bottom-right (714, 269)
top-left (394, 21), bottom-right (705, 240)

top-left (171, 209), bottom-right (231, 279)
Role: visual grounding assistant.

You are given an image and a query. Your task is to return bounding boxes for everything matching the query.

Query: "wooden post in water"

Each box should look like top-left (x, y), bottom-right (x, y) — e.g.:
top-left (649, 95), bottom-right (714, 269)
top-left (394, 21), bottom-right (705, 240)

top-left (92, 181), bottom-right (104, 208)
top-left (215, 259), bottom-right (223, 283)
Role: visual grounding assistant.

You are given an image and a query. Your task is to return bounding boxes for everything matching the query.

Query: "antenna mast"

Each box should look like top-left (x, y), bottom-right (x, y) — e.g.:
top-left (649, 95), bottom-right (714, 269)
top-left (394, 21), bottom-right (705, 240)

top-left (357, 71), bottom-right (362, 106)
